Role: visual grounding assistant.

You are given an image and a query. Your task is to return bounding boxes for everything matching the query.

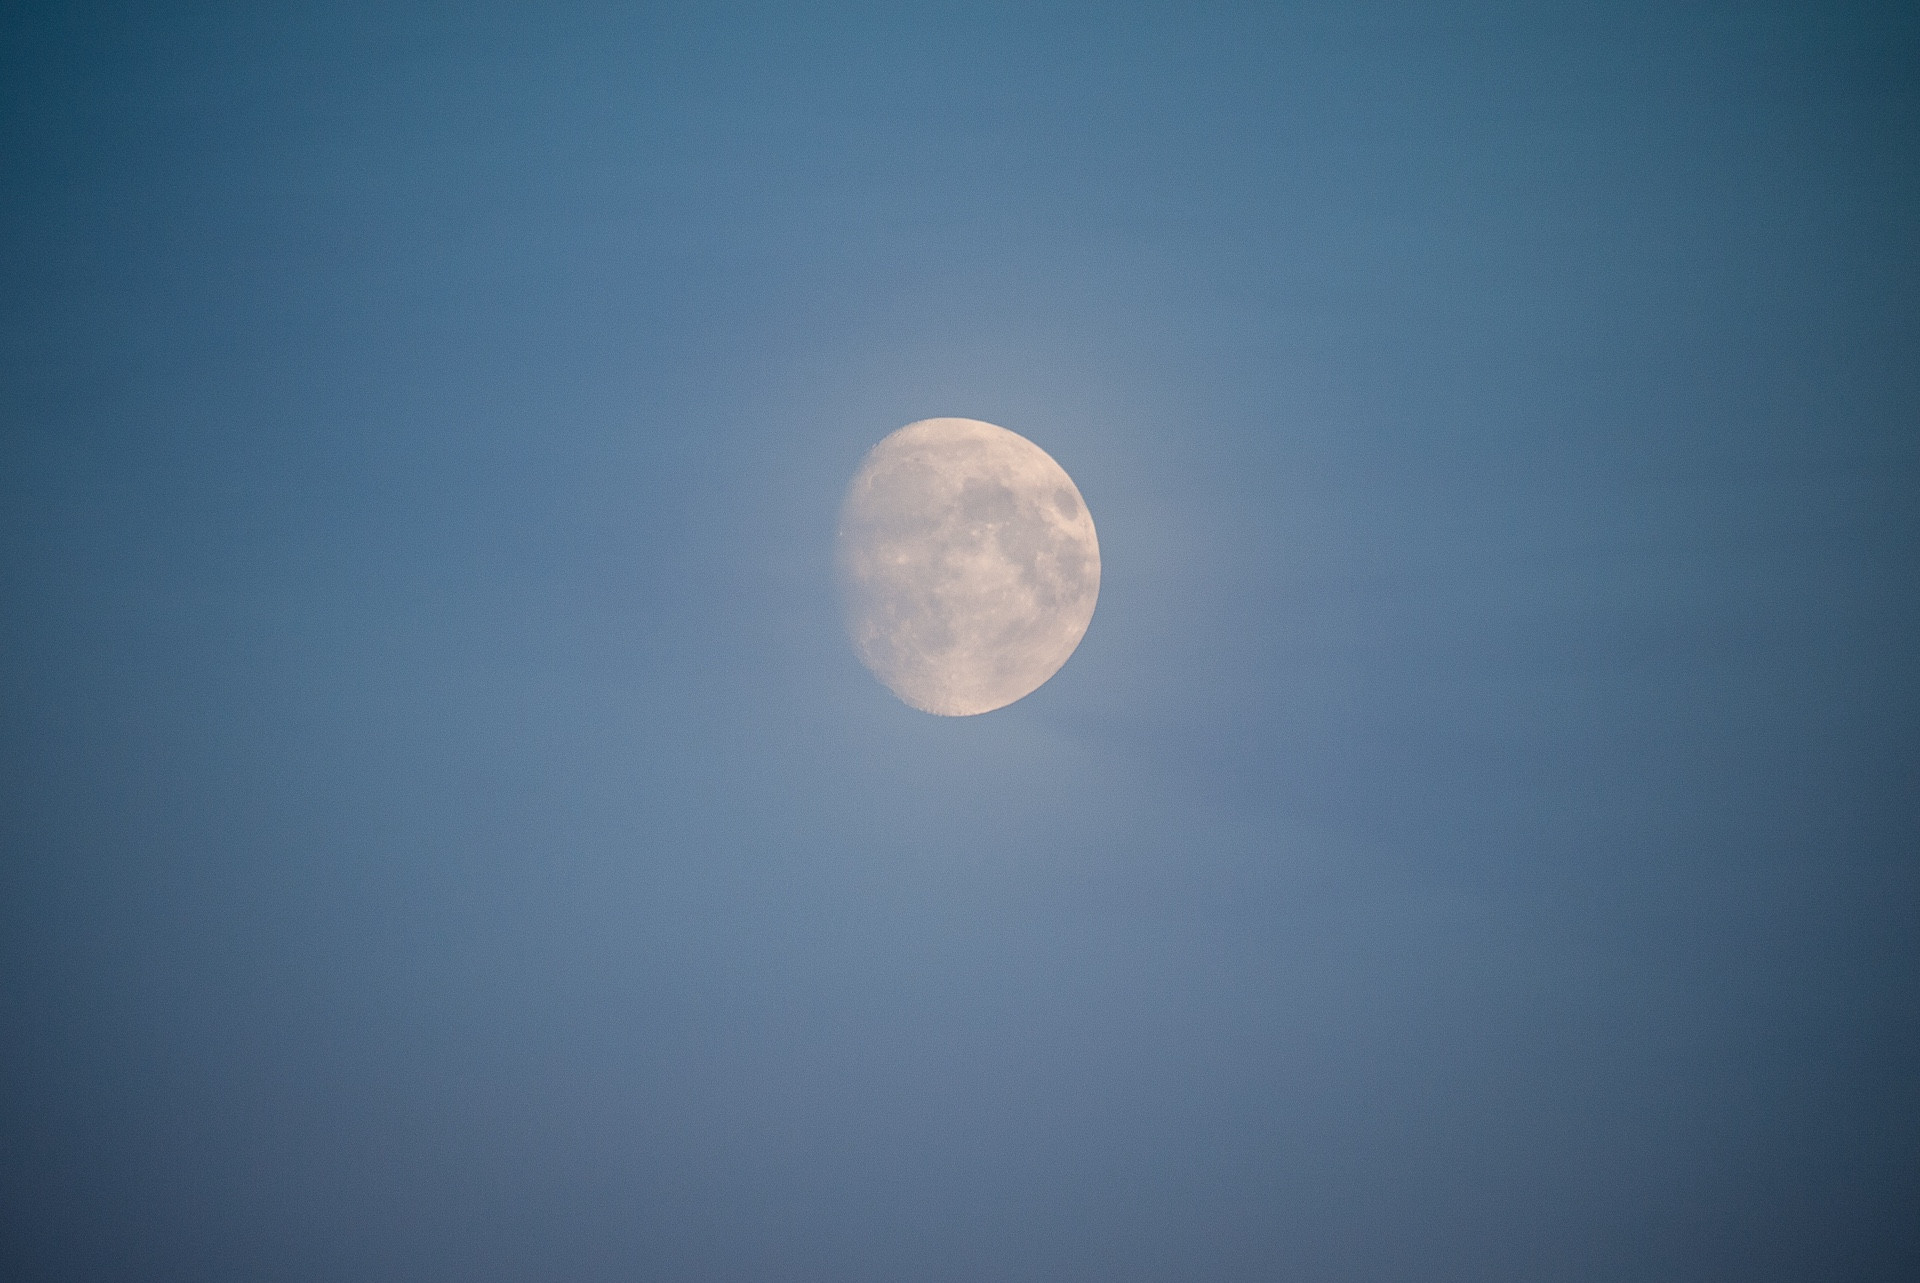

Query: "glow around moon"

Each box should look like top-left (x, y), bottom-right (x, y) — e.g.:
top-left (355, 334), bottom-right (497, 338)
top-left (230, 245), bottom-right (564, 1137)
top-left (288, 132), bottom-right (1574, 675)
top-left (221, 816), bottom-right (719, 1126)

top-left (836, 418), bottom-right (1100, 716)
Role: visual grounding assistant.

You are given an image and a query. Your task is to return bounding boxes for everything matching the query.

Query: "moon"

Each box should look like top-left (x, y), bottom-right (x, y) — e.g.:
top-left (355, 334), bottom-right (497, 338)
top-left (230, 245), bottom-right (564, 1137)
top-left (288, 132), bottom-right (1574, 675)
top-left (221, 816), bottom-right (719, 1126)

top-left (836, 418), bottom-right (1100, 716)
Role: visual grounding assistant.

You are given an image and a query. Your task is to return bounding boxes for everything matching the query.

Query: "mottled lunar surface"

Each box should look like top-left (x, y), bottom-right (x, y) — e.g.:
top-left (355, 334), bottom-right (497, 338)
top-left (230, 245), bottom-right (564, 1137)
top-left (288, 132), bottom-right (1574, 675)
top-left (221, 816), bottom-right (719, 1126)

top-left (837, 418), bottom-right (1100, 716)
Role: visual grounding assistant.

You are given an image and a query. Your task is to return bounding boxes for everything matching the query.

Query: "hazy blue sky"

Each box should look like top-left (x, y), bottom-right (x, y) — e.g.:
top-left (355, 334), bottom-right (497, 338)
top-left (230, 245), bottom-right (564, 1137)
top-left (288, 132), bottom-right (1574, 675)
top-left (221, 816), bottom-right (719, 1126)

top-left (3, 2), bottom-right (1916, 1279)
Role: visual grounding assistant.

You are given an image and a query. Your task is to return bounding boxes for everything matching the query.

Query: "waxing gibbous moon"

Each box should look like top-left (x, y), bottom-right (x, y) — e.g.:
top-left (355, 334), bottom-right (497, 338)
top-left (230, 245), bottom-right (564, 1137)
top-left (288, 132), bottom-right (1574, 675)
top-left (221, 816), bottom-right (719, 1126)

top-left (836, 417), bottom-right (1100, 716)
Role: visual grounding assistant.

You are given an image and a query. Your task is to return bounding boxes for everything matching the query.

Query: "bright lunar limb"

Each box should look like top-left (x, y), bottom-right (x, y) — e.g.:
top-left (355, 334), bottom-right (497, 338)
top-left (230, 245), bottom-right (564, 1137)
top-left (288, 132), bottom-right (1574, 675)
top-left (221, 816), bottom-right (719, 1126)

top-left (836, 417), bottom-right (1100, 716)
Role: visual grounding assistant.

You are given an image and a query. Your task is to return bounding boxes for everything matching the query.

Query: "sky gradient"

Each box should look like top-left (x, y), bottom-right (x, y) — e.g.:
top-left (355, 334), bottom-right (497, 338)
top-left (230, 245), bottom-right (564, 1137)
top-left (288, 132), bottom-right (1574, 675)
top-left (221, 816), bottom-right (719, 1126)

top-left (3, 2), bottom-right (1917, 1279)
